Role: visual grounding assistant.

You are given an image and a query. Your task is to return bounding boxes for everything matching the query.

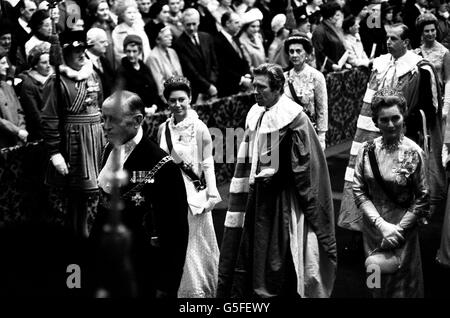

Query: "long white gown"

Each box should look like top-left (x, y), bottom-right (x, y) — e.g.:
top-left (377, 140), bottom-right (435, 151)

top-left (158, 109), bottom-right (221, 298)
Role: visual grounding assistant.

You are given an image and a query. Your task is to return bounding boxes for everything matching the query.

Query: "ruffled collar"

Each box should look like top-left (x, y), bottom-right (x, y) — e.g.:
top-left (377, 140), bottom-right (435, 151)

top-left (59, 59), bottom-right (94, 81)
top-left (27, 69), bottom-right (52, 85)
top-left (246, 95), bottom-right (303, 133)
top-left (168, 108), bottom-right (198, 131)
top-left (373, 50), bottom-right (422, 78)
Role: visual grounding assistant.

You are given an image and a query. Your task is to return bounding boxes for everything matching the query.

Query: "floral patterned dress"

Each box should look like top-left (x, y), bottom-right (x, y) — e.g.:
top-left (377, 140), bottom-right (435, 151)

top-left (353, 136), bottom-right (429, 298)
top-left (283, 65), bottom-right (328, 135)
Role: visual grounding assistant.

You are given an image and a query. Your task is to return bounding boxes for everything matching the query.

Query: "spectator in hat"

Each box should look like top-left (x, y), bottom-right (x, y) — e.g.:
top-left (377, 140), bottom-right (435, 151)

top-left (284, 33), bottom-right (328, 150)
top-left (343, 14), bottom-right (370, 67)
top-left (17, 42), bottom-right (53, 142)
top-left (238, 8), bottom-right (266, 70)
top-left (41, 30), bottom-right (104, 238)
top-left (295, 0), bottom-right (323, 34)
top-left (311, 1), bottom-right (346, 72)
top-left (144, 1), bottom-right (170, 49)
top-left (117, 34), bottom-right (163, 109)
top-left (0, 46), bottom-right (28, 149)
top-left (148, 25), bottom-right (183, 103)
top-left (25, 9), bottom-right (52, 58)
top-left (173, 8), bottom-right (219, 103)
top-left (112, 0), bottom-right (152, 67)
top-left (87, 0), bottom-right (117, 69)
top-left (268, 13), bottom-right (289, 64)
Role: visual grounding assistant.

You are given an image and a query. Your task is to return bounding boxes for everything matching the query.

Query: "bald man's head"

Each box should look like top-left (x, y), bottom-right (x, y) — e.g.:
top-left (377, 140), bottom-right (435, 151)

top-left (87, 27), bottom-right (109, 56)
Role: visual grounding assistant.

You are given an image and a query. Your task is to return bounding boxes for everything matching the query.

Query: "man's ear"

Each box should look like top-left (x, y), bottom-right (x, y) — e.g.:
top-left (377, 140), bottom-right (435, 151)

top-left (403, 38), bottom-right (410, 49)
top-left (134, 113), bottom-right (144, 127)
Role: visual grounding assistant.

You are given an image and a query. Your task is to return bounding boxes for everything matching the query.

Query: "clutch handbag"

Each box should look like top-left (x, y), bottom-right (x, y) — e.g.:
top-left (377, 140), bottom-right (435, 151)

top-left (365, 247), bottom-right (401, 274)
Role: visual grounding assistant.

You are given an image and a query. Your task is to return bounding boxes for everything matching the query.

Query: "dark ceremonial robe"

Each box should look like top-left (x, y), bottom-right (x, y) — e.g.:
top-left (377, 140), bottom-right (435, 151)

top-left (91, 136), bottom-right (189, 298)
top-left (218, 96), bottom-right (337, 298)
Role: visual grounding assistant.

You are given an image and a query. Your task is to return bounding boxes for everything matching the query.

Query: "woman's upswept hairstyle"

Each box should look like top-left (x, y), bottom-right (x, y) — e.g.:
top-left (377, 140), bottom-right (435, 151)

top-left (371, 87), bottom-right (407, 124)
top-left (163, 76), bottom-right (192, 100)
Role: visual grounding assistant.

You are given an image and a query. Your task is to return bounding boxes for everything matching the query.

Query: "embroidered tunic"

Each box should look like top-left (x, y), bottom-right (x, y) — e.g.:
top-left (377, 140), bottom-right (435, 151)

top-left (353, 137), bottom-right (429, 297)
top-left (41, 63), bottom-right (105, 191)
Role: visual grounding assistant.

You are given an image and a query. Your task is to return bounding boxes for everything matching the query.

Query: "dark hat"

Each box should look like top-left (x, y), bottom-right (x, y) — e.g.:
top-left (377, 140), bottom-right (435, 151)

top-left (284, 31), bottom-right (312, 55)
top-left (29, 9), bottom-right (50, 33)
top-left (123, 34), bottom-right (142, 50)
top-left (147, 22), bottom-right (167, 48)
top-left (60, 30), bottom-right (93, 50)
top-left (0, 19), bottom-right (13, 37)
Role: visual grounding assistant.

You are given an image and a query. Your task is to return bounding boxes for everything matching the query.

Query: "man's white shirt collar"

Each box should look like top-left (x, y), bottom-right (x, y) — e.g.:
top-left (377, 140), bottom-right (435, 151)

top-left (18, 17), bottom-right (31, 33)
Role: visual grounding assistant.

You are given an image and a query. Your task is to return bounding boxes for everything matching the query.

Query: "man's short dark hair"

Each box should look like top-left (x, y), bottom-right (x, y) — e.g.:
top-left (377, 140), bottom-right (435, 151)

top-left (221, 11), bottom-right (232, 27)
top-left (253, 63), bottom-right (285, 93)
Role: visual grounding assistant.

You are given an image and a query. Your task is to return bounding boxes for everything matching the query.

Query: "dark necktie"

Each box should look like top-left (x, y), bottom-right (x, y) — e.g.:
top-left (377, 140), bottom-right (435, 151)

top-left (232, 36), bottom-right (242, 58)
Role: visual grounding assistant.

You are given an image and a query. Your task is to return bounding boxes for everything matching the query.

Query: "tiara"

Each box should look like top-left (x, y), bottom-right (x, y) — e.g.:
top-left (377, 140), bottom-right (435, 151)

top-left (163, 76), bottom-right (191, 89)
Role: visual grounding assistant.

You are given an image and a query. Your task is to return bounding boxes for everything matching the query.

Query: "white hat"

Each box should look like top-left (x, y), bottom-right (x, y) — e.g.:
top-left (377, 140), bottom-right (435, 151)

top-left (271, 14), bottom-right (286, 33)
top-left (241, 8), bottom-right (264, 26)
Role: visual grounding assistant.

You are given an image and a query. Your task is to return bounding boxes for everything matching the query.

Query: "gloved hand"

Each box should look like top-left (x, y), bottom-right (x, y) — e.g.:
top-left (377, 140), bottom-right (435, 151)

top-left (51, 153), bottom-right (69, 176)
top-left (17, 129), bottom-right (28, 143)
top-left (318, 131), bottom-right (326, 151)
top-left (202, 198), bottom-right (216, 213)
top-left (375, 218), bottom-right (405, 248)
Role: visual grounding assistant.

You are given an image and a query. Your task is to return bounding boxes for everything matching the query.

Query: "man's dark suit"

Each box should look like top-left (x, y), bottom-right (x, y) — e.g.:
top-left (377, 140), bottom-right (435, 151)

top-left (173, 31), bottom-right (219, 103)
top-left (91, 55), bottom-right (115, 99)
top-left (90, 135), bottom-right (189, 298)
top-left (214, 31), bottom-right (250, 97)
top-left (10, 19), bottom-right (31, 73)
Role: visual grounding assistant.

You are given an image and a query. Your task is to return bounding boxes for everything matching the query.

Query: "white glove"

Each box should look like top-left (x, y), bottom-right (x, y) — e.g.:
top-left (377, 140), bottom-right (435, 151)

top-left (375, 217), bottom-right (405, 248)
top-left (317, 131), bottom-right (326, 151)
top-left (51, 153), bottom-right (69, 175)
top-left (443, 144), bottom-right (448, 168)
top-left (18, 129), bottom-right (28, 143)
top-left (202, 199), bottom-right (216, 213)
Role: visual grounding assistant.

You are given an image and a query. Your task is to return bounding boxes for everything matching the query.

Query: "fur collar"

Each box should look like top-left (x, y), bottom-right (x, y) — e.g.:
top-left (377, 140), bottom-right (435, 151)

top-left (59, 59), bottom-right (94, 81)
top-left (246, 95), bottom-right (303, 133)
top-left (373, 50), bottom-right (422, 78)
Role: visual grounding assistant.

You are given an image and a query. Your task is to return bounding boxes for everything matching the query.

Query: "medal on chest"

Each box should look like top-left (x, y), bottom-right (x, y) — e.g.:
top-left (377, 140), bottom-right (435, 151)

top-left (131, 192), bottom-right (145, 206)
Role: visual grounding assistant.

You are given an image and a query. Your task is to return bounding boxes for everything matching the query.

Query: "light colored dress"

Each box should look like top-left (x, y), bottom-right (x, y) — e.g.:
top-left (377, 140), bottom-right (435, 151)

top-left (353, 136), bottom-right (429, 298)
top-left (239, 31), bottom-right (266, 70)
top-left (343, 33), bottom-right (370, 67)
top-left (284, 65), bottom-right (328, 148)
top-left (416, 41), bottom-right (448, 86)
top-left (148, 46), bottom-right (183, 100)
top-left (158, 109), bottom-right (221, 298)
